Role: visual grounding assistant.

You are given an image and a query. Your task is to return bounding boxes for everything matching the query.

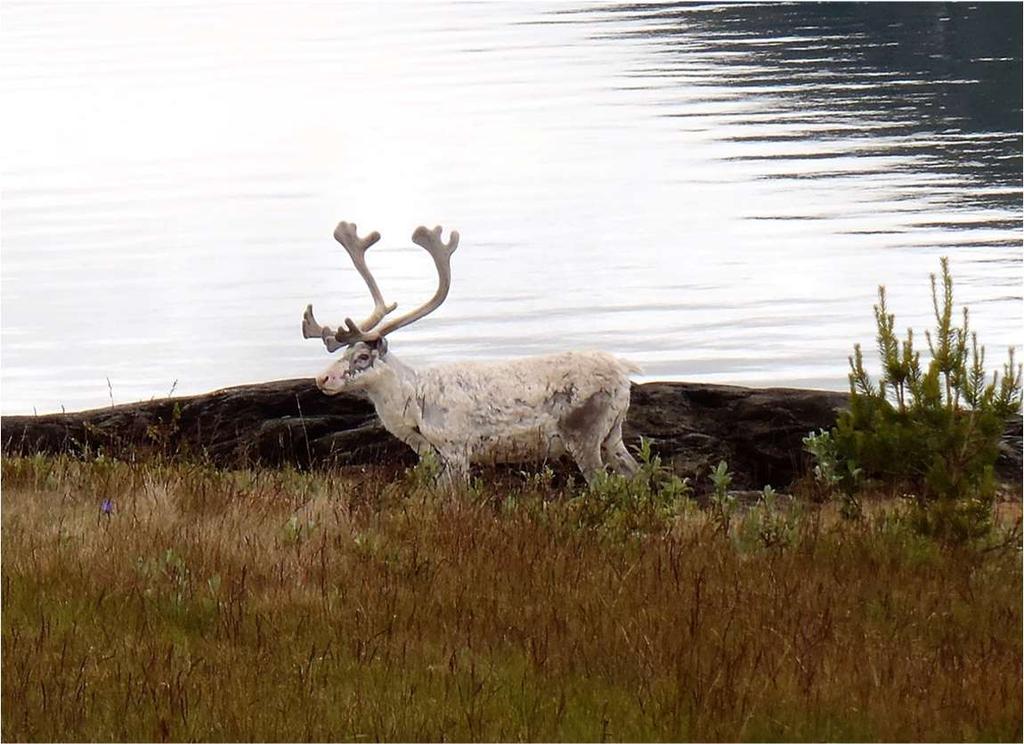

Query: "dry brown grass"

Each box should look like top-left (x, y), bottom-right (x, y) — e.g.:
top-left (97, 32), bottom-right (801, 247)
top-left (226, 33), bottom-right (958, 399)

top-left (2, 454), bottom-right (1021, 741)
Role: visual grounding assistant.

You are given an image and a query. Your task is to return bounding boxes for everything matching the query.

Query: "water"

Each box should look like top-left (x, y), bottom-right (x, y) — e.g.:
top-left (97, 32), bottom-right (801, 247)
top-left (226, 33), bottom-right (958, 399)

top-left (2, 1), bottom-right (1021, 415)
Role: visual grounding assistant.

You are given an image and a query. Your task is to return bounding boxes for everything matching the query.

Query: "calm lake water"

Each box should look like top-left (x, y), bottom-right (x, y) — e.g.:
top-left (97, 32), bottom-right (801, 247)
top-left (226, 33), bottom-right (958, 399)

top-left (2, 1), bottom-right (1021, 415)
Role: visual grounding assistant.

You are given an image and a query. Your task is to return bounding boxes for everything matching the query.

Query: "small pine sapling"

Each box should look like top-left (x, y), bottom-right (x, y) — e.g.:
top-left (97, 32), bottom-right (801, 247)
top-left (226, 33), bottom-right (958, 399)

top-left (835, 257), bottom-right (1022, 540)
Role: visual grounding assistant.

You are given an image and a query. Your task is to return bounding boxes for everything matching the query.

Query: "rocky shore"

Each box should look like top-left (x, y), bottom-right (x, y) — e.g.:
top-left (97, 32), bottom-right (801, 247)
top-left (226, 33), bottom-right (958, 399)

top-left (2, 379), bottom-right (1020, 490)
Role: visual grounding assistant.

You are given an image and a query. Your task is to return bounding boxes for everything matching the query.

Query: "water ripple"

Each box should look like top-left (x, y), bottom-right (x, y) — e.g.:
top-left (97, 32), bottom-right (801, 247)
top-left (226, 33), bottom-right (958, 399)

top-left (1, 0), bottom-right (1020, 414)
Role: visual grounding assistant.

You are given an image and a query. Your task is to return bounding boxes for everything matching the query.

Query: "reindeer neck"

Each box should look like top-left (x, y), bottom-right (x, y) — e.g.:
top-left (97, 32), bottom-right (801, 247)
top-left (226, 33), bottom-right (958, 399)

top-left (363, 352), bottom-right (418, 410)
top-left (363, 352), bottom-right (424, 446)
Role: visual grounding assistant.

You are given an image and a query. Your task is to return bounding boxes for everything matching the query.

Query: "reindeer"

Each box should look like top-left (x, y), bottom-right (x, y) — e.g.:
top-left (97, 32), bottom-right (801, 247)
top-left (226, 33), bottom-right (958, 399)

top-left (302, 221), bottom-right (640, 484)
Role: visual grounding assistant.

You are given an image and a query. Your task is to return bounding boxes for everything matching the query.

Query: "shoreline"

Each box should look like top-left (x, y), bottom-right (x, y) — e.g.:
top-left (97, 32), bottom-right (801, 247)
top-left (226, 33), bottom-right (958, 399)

top-left (2, 378), bottom-right (1021, 490)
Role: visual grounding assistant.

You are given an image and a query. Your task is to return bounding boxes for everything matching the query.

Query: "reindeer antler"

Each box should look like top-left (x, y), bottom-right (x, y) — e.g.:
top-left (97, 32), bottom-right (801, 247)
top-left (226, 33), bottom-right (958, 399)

top-left (370, 225), bottom-right (459, 338)
top-left (332, 222), bottom-right (398, 330)
top-left (303, 222), bottom-right (458, 352)
top-left (302, 222), bottom-right (398, 350)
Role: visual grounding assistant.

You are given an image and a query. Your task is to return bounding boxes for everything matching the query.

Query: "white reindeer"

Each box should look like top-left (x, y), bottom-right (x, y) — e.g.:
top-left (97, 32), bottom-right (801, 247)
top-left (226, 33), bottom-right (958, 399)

top-left (302, 221), bottom-right (640, 484)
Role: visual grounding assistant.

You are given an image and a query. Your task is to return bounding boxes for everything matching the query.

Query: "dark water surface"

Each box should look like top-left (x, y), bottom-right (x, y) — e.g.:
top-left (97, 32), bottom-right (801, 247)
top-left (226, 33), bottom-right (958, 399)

top-left (2, 1), bottom-right (1021, 414)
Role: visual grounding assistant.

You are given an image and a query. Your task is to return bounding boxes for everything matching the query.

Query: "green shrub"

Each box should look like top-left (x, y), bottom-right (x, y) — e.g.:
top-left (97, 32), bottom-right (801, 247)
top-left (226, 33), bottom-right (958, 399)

top-left (707, 460), bottom-right (736, 533)
top-left (571, 437), bottom-right (693, 533)
top-left (831, 257), bottom-right (1022, 541)
top-left (802, 429), bottom-right (863, 519)
top-left (736, 485), bottom-right (799, 550)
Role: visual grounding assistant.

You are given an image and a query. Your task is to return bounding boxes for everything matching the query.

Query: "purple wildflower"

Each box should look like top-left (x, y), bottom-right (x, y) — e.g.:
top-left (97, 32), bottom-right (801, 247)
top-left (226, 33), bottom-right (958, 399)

top-left (100, 498), bottom-right (113, 515)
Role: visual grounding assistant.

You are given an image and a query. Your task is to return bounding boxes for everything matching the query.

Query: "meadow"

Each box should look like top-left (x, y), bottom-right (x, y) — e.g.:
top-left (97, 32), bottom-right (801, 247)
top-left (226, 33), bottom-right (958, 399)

top-left (2, 454), bottom-right (1021, 742)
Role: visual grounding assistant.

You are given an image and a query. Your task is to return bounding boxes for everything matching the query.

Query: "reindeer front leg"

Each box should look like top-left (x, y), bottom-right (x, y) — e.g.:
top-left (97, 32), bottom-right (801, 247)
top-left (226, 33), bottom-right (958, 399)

top-left (410, 437), bottom-right (468, 490)
top-left (435, 452), bottom-right (470, 490)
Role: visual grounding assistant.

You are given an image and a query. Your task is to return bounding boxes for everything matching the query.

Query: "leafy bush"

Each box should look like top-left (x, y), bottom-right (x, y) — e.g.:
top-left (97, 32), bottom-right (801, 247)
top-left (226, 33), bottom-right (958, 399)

top-left (707, 460), bottom-right (736, 533)
top-left (802, 429), bottom-right (863, 519)
top-left (407, 449), bottom-right (442, 488)
top-left (736, 485), bottom-right (799, 550)
top-left (571, 437), bottom-right (693, 533)
top-left (829, 257), bottom-right (1022, 540)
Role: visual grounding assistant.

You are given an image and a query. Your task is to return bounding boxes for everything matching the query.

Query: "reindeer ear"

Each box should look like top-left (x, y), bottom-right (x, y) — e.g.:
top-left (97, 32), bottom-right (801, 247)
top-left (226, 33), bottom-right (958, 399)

top-left (374, 337), bottom-right (388, 356)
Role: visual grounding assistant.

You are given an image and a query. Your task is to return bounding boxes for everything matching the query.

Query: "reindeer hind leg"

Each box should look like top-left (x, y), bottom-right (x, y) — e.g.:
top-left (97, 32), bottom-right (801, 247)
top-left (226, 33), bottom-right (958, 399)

top-left (564, 436), bottom-right (605, 486)
top-left (558, 391), bottom-right (614, 485)
top-left (602, 412), bottom-right (639, 477)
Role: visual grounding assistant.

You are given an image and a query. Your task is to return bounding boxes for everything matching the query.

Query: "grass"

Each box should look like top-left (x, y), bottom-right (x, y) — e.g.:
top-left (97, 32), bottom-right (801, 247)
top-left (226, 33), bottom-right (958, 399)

top-left (2, 454), bottom-right (1021, 741)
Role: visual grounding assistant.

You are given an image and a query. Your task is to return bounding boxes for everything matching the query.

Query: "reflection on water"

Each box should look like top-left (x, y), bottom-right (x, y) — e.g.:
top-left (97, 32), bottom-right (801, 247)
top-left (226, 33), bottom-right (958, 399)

top-left (1, 1), bottom-right (1021, 414)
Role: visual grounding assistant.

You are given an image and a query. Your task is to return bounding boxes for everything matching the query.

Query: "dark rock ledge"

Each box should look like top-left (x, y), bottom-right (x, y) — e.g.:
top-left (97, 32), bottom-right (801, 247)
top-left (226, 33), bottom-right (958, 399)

top-left (1, 379), bottom-right (1020, 490)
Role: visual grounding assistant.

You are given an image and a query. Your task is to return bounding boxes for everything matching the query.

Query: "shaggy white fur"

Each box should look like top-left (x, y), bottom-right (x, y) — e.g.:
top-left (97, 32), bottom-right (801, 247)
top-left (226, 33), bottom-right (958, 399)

top-left (315, 347), bottom-right (640, 484)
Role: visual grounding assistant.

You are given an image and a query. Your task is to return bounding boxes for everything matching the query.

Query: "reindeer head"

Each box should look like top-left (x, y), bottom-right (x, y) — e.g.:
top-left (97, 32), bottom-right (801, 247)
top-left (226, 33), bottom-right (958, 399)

top-left (312, 339), bottom-right (390, 394)
top-left (303, 221), bottom-right (459, 395)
